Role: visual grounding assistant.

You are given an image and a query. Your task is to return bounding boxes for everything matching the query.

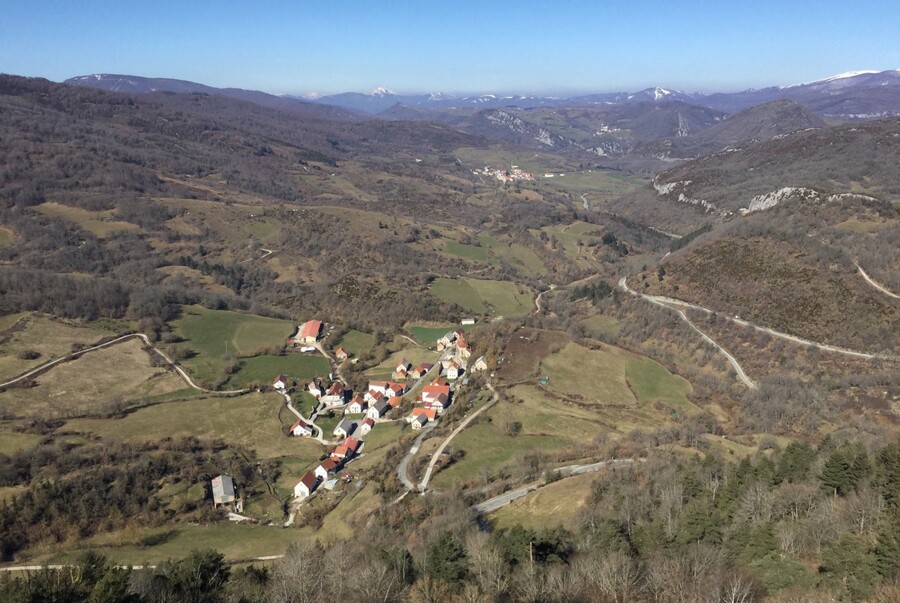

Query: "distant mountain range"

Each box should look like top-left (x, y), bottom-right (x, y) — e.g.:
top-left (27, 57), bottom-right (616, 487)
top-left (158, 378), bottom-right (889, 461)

top-left (65, 70), bottom-right (900, 121)
top-left (300, 70), bottom-right (900, 119)
top-left (63, 74), bottom-right (358, 121)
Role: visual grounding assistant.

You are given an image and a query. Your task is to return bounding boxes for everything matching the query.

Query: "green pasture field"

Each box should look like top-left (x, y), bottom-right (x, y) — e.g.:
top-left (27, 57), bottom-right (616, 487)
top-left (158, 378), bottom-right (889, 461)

top-left (444, 240), bottom-right (489, 261)
top-left (172, 306), bottom-right (294, 385)
top-left (335, 329), bottom-right (375, 356)
top-left (62, 392), bottom-right (324, 461)
top-left (430, 278), bottom-right (533, 316)
top-left (406, 325), bottom-right (458, 345)
top-left (540, 342), bottom-right (697, 413)
top-left (227, 354), bottom-right (330, 388)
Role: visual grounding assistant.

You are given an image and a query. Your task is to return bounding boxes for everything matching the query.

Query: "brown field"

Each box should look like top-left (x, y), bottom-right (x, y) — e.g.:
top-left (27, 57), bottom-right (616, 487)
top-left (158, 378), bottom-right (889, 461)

top-left (156, 265), bottom-right (233, 295)
top-left (35, 202), bottom-right (140, 238)
top-left (497, 328), bottom-right (571, 382)
top-left (0, 426), bottom-right (44, 456)
top-left (0, 338), bottom-right (189, 419)
top-left (0, 226), bottom-right (13, 246)
top-left (491, 472), bottom-right (602, 530)
top-left (0, 314), bottom-right (124, 381)
top-left (63, 392), bottom-right (323, 461)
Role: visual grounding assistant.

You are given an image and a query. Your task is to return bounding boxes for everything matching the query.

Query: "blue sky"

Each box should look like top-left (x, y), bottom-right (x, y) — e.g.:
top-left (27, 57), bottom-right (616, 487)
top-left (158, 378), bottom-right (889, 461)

top-left (2, 1), bottom-right (898, 95)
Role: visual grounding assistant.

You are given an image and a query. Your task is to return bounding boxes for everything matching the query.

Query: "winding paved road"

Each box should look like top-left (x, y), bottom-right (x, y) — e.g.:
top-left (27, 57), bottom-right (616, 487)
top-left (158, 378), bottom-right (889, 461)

top-left (419, 382), bottom-right (500, 492)
top-left (0, 333), bottom-right (247, 394)
top-left (396, 424), bottom-right (436, 492)
top-left (471, 458), bottom-right (638, 514)
top-left (619, 277), bottom-right (758, 389)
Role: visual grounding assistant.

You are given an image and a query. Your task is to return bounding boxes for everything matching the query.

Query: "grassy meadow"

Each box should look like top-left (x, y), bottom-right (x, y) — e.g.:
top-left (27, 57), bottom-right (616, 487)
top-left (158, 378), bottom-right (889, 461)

top-left (0, 338), bottom-right (189, 419)
top-left (34, 202), bottom-right (140, 238)
top-left (491, 472), bottom-right (603, 530)
top-left (335, 329), bottom-right (375, 356)
top-left (172, 306), bottom-right (293, 385)
top-left (540, 342), bottom-right (696, 413)
top-left (430, 278), bottom-right (533, 316)
top-left (364, 347), bottom-right (440, 380)
top-left (62, 392), bottom-right (324, 461)
top-left (227, 354), bottom-right (330, 388)
top-left (0, 313), bottom-right (127, 381)
top-left (406, 324), bottom-right (458, 345)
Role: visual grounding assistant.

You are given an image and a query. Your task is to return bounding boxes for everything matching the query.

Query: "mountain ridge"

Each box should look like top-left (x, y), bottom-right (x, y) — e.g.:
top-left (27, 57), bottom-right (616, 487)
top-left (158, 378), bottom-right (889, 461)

top-left (65, 69), bottom-right (900, 120)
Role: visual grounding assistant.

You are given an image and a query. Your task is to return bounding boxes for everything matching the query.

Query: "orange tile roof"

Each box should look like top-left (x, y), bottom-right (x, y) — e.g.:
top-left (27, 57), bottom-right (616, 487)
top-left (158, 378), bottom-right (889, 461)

top-left (413, 407), bottom-right (438, 420)
top-left (423, 385), bottom-right (451, 397)
top-left (299, 320), bottom-right (322, 339)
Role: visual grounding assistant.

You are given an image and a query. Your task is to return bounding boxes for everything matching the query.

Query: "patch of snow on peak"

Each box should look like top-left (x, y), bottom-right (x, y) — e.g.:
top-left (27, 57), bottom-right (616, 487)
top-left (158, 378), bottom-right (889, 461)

top-left (653, 87), bottom-right (672, 101)
top-left (368, 87), bottom-right (394, 96)
top-left (821, 70), bottom-right (879, 82)
top-left (788, 70), bottom-right (879, 87)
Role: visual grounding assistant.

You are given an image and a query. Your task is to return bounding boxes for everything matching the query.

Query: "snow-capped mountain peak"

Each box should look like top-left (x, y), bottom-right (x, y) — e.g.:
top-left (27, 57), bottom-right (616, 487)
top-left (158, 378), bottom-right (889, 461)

top-left (368, 86), bottom-right (394, 97)
top-left (821, 70), bottom-right (879, 82)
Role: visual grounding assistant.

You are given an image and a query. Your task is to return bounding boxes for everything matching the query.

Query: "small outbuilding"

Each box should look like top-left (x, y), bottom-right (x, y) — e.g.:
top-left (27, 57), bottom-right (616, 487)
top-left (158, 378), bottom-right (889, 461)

top-left (211, 475), bottom-right (236, 507)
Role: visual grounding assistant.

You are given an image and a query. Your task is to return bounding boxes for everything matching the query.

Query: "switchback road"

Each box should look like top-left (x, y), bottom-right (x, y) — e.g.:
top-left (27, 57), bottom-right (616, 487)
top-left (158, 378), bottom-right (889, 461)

top-left (619, 277), bottom-right (758, 389)
top-left (419, 382), bottom-right (500, 492)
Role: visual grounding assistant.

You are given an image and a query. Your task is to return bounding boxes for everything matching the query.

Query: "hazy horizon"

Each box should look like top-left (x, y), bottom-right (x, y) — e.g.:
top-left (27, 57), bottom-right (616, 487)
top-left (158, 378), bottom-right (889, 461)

top-left (2, 1), bottom-right (899, 97)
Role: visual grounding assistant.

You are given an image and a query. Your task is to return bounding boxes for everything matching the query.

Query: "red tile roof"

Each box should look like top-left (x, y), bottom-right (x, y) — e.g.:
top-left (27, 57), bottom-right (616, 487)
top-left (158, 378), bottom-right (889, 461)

top-left (299, 320), bottom-right (322, 340)
top-left (298, 471), bottom-right (318, 489)
top-left (319, 458), bottom-right (339, 472)
top-left (388, 396), bottom-right (403, 408)
top-left (422, 385), bottom-right (451, 398)
top-left (413, 407), bottom-right (438, 420)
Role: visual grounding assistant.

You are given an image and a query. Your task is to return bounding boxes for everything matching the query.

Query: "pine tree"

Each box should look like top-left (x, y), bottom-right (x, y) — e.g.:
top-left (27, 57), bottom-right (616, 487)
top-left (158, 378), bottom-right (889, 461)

top-left (874, 520), bottom-right (900, 581)
top-left (426, 531), bottom-right (468, 586)
top-left (775, 441), bottom-right (816, 484)
top-left (820, 448), bottom-right (853, 496)
top-left (876, 443), bottom-right (900, 509)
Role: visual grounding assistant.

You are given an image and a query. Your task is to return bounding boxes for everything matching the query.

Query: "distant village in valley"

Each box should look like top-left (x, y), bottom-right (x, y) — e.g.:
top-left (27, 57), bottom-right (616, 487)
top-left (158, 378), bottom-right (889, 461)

top-left (472, 164), bottom-right (535, 183)
top-left (211, 319), bottom-right (488, 512)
